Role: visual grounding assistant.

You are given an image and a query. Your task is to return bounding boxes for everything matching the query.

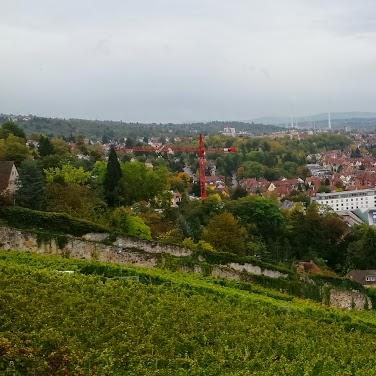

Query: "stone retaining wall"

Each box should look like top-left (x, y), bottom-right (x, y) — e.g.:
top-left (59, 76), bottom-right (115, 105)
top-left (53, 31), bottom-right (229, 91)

top-left (329, 288), bottom-right (372, 310)
top-left (0, 226), bottom-right (371, 310)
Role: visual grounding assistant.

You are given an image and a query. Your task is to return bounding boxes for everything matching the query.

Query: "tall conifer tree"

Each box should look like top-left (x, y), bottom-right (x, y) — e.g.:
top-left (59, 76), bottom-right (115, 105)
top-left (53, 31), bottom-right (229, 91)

top-left (104, 146), bottom-right (122, 206)
top-left (16, 160), bottom-right (46, 210)
top-left (38, 135), bottom-right (54, 157)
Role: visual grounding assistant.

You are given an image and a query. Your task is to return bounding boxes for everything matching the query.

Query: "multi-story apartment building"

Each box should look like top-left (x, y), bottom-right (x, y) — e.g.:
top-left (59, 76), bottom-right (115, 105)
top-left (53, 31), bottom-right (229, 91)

top-left (314, 188), bottom-right (376, 212)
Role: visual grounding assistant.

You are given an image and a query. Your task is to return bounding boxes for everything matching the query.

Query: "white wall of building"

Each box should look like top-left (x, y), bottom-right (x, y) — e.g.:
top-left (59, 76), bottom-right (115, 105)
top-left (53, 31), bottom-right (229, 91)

top-left (315, 189), bottom-right (376, 212)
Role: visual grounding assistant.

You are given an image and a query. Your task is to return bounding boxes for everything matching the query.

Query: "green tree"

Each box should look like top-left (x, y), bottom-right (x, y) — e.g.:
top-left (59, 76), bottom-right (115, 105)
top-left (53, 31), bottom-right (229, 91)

top-left (50, 138), bottom-right (70, 156)
top-left (37, 154), bottom-right (76, 171)
top-left (246, 150), bottom-right (265, 164)
top-left (120, 161), bottom-right (168, 205)
top-left (181, 237), bottom-right (214, 252)
top-left (125, 137), bottom-right (135, 147)
top-left (0, 135), bottom-right (30, 166)
top-left (38, 135), bottom-right (54, 157)
top-left (296, 165), bottom-right (311, 179)
top-left (202, 212), bottom-right (247, 254)
top-left (46, 182), bottom-right (105, 221)
top-left (285, 192), bottom-right (311, 206)
top-left (346, 225), bottom-right (376, 269)
top-left (282, 161), bottom-right (298, 177)
top-left (91, 160), bottom-right (107, 186)
top-left (45, 164), bottom-right (90, 185)
top-left (16, 160), bottom-right (46, 210)
top-left (126, 216), bottom-right (152, 240)
top-left (287, 204), bottom-right (347, 265)
top-left (111, 207), bottom-right (152, 240)
top-left (318, 185), bottom-right (331, 193)
top-left (104, 146), bottom-right (122, 207)
top-left (241, 161), bottom-right (265, 178)
top-left (227, 196), bottom-right (284, 240)
top-left (230, 185), bottom-right (248, 200)
top-left (179, 194), bottom-right (224, 240)
top-left (264, 167), bottom-right (281, 181)
top-left (168, 172), bottom-right (190, 193)
top-left (0, 120), bottom-right (26, 139)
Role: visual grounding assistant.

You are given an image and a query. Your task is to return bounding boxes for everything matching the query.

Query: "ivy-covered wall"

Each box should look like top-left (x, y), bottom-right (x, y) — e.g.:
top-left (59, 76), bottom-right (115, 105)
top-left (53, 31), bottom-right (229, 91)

top-left (0, 224), bottom-right (371, 310)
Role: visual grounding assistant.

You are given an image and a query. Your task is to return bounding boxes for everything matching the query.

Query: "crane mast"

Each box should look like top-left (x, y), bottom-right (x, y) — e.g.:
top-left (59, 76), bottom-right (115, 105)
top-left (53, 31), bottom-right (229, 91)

top-left (117, 134), bottom-right (236, 199)
top-left (198, 134), bottom-right (207, 199)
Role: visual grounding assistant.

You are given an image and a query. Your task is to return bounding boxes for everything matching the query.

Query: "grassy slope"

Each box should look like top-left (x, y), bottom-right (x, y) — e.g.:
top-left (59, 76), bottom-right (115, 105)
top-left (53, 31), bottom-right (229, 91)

top-left (1, 251), bottom-right (376, 375)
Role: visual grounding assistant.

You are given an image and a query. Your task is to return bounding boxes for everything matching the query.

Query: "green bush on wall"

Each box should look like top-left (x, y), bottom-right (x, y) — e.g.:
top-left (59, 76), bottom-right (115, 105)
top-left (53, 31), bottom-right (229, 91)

top-left (195, 250), bottom-right (293, 275)
top-left (0, 206), bottom-right (109, 236)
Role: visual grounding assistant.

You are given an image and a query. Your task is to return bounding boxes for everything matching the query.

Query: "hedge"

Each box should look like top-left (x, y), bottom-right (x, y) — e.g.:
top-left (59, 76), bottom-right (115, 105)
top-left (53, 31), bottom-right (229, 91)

top-left (310, 274), bottom-right (365, 292)
top-left (0, 206), bottom-right (109, 236)
top-left (195, 250), bottom-right (293, 275)
top-left (155, 252), bottom-right (370, 305)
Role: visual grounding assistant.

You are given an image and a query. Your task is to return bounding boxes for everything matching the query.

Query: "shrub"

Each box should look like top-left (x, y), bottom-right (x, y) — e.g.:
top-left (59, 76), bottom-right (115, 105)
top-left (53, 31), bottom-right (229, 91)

top-left (110, 207), bottom-right (152, 240)
top-left (0, 206), bottom-right (109, 236)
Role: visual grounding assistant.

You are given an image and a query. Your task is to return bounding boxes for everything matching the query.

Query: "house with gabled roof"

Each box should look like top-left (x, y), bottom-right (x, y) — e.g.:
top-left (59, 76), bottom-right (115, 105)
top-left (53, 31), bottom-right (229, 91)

top-left (347, 270), bottom-right (376, 287)
top-left (239, 178), bottom-right (269, 194)
top-left (267, 178), bottom-right (304, 198)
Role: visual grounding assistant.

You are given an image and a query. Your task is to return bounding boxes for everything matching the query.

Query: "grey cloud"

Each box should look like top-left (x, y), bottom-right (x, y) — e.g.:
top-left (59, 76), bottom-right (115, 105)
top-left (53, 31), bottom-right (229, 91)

top-left (0, 0), bottom-right (376, 122)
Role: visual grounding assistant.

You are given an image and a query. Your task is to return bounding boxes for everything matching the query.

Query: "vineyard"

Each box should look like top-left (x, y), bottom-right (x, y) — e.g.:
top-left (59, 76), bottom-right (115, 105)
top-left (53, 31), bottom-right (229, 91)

top-left (2, 251), bottom-right (376, 375)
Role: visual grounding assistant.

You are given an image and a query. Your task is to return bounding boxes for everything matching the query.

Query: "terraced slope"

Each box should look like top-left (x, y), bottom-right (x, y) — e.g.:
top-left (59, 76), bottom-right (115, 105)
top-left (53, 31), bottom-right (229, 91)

top-left (1, 250), bottom-right (376, 375)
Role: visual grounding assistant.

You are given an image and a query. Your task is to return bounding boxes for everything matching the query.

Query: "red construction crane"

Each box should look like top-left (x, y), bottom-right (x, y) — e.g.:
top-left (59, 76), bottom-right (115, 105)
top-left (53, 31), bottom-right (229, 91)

top-left (117, 134), bottom-right (237, 199)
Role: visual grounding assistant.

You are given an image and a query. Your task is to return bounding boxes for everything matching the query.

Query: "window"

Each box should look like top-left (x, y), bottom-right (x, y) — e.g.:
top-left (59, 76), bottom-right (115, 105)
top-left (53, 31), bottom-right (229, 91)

top-left (366, 276), bottom-right (376, 282)
top-left (372, 213), bottom-right (376, 225)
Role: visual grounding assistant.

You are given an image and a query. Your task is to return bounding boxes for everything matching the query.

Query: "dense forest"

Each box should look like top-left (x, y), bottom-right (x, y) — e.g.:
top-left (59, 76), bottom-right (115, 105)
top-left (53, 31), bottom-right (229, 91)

top-left (0, 114), bottom-right (285, 140)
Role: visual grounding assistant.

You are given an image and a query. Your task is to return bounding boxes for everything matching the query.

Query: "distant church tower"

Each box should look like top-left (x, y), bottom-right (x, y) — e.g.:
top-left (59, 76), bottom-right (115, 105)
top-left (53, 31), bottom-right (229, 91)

top-left (328, 112), bottom-right (332, 130)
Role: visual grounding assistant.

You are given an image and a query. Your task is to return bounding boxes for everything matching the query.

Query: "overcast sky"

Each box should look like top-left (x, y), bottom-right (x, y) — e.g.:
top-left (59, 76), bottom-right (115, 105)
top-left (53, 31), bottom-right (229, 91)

top-left (1, 0), bottom-right (376, 122)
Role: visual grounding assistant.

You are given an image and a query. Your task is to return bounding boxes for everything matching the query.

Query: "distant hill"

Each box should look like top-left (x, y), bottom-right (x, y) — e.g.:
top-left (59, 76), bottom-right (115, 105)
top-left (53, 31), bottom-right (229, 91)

top-left (0, 114), bottom-right (285, 140)
top-left (253, 112), bottom-right (376, 127)
top-left (2, 112), bottom-right (376, 139)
